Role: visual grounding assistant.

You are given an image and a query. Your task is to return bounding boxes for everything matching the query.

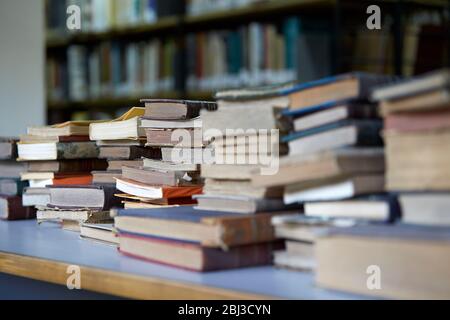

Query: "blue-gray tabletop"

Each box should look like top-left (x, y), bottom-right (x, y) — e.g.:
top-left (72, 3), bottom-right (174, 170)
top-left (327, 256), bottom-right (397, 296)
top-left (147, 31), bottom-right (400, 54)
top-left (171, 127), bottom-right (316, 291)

top-left (0, 220), bottom-right (369, 299)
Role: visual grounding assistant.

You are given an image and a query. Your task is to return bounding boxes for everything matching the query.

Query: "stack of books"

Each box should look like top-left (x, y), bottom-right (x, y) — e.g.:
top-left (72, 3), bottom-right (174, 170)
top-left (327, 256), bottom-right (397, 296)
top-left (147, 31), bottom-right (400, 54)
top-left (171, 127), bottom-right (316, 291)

top-left (247, 73), bottom-right (398, 270)
top-left (373, 69), bottom-right (450, 226)
top-left (0, 138), bottom-right (34, 220)
top-left (113, 206), bottom-right (284, 271)
top-left (106, 100), bottom-right (214, 209)
top-left (195, 85), bottom-right (297, 214)
top-left (18, 121), bottom-right (107, 209)
top-left (89, 107), bottom-right (152, 185)
top-left (315, 69), bottom-right (450, 299)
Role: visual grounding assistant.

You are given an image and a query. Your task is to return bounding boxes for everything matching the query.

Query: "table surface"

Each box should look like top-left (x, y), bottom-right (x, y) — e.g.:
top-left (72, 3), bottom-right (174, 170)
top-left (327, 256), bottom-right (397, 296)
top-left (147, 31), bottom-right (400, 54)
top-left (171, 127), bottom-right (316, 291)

top-left (0, 219), bottom-right (368, 299)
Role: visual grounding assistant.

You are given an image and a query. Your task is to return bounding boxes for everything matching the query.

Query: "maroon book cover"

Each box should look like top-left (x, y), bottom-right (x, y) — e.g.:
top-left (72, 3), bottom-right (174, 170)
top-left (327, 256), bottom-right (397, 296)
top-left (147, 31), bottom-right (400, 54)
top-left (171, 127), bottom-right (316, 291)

top-left (0, 195), bottom-right (36, 220)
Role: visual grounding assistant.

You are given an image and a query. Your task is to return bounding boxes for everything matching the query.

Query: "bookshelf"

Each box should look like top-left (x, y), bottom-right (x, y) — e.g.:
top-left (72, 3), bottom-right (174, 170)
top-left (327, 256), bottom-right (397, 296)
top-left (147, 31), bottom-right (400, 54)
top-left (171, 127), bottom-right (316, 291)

top-left (45, 0), bottom-right (449, 123)
top-left (0, 220), bottom-right (367, 299)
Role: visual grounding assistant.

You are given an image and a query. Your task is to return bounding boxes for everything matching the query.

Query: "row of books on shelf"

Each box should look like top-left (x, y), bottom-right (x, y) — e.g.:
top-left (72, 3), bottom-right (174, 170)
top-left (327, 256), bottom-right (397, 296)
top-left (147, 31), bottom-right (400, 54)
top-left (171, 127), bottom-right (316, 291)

top-left (186, 0), bottom-right (265, 16)
top-left (47, 0), bottom-right (183, 35)
top-left (2, 68), bottom-right (450, 299)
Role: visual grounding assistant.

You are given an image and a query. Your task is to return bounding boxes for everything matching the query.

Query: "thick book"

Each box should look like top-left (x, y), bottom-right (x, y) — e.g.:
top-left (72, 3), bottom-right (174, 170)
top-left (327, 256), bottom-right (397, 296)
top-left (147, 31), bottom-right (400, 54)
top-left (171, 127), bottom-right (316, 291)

top-left (204, 179), bottom-right (283, 199)
top-left (399, 193), bottom-right (450, 226)
top-left (293, 103), bottom-right (378, 132)
top-left (21, 173), bottom-right (93, 186)
top-left (37, 208), bottom-right (112, 223)
top-left (107, 159), bottom-right (143, 171)
top-left (145, 128), bottom-right (203, 147)
top-left (89, 107), bottom-right (145, 140)
top-left (140, 118), bottom-right (202, 129)
top-left (80, 223), bottom-right (118, 245)
top-left (284, 72), bottom-right (397, 116)
top-left (0, 138), bottom-right (18, 160)
top-left (22, 187), bottom-right (50, 207)
top-left (252, 147), bottom-right (384, 188)
top-left (284, 174), bottom-right (385, 204)
top-left (47, 184), bottom-right (121, 210)
top-left (384, 109), bottom-right (450, 133)
top-left (0, 195), bottom-right (36, 220)
top-left (99, 146), bottom-right (161, 160)
top-left (121, 166), bottom-right (201, 187)
top-left (115, 177), bottom-right (203, 199)
top-left (141, 99), bottom-right (217, 120)
top-left (142, 158), bottom-right (198, 172)
top-left (92, 171), bottom-right (121, 184)
top-left (304, 194), bottom-right (400, 222)
top-left (372, 68), bottom-right (449, 102)
top-left (316, 224), bottom-right (450, 299)
top-left (17, 141), bottom-right (99, 161)
top-left (112, 206), bottom-right (288, 248)
top-left (119, 233), bottom-right (282, 272)
top-left (193, 194), bottom-right (297, 214)
top-left (285, 120), bottom-right (382, 156)
top-left (26, 159), bottom-right (107, 173)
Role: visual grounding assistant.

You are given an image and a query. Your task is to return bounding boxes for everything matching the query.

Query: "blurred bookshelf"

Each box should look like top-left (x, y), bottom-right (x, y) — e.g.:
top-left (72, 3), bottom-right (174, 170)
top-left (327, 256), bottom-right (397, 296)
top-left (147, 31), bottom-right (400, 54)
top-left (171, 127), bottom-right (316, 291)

top-left (45, 0), bottom-right (450, 124)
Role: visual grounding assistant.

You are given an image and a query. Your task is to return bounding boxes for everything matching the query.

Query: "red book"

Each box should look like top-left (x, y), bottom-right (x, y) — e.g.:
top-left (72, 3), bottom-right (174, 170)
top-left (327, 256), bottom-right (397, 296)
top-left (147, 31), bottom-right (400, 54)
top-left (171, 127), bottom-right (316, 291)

top-left (52, 173), bottom-right (93, 186)
top-left (0, 195), bottom-right (36, 220)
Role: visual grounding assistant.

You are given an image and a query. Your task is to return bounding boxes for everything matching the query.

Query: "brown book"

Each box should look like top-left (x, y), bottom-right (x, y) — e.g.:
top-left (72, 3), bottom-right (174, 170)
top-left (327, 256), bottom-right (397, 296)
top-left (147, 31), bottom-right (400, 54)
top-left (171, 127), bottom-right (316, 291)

top-left (119, 233), bottom-right (282, 271)
top-left (122, 166), bottom-right (201, 186)
top-left (252, 148), bottom-right (385, 188)
top-left (385, 109), bottom-right (450, 133)
top-left (92, 170), bottom-right (121, 184)
top-left (107, 160), bottom-right (143, 171)
top-left (141, 99), bottom-right (217, 120)
top-left (0, 195), bottom-right (36, 220)
top-left (99, 146), bottom-right (161, 160)
top-left (27, 159), bottom-right (107, 173)
top-left (145, 128), bottom-right (203, 147)
top-left (316, 224), bottom-right (450, 299)
top-left (47, 184), bottom-right (121, 210)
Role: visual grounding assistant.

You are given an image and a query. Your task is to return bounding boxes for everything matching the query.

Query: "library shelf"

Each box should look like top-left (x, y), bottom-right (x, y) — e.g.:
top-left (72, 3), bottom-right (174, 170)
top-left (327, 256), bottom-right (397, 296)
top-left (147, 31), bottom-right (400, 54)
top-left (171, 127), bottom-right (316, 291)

top-left (0, 220), bottom-right (369, 300)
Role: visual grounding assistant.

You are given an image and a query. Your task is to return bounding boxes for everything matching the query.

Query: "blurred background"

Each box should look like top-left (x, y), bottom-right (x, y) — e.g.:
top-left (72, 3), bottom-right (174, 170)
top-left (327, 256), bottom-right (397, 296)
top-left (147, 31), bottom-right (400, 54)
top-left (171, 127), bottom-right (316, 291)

top-left (0, 0), bottom-right (448, 135)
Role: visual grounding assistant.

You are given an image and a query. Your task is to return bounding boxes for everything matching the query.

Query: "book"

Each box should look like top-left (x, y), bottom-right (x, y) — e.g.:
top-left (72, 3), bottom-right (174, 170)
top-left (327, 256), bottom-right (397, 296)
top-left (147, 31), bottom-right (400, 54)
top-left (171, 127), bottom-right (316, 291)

top-left (140, 118), bottom-right (202, 129)
top-left (399, 193), bottom-right (450, 226)
top-left (46, 184), bottom-right (120, 210)
top-left (112, 206), bottom-right (285, 248)
top-left (119, 233), bottom-right (282, 271)
top-left (0, 195), bottom-right (36, 220)
top-left (17, 141), bottom-right (99, 161)
top-left (145, 128), bottom-right (203, 147)
top-left (22, 173), bottom-right (93, 186)
top-left (115, 177), bottom-right (203, 199)
top-left (304, 195), bottom-right (400, 222)
top-left (0, 138), bottom-right (17, 159)
top-left (22, 187), bottom-right (50, 207)
top-left (252, 148), bottom-right (384, 188)
top-left (274, 242), bottom-right (316, 271)
top-left (0, 179), bottom-right (28, 196)
top-left (285, 72), bottom-right (397, 115)
top-left (141, 99), bottom-right (217, 120)
top-left (99, 146), bottom-right (161, 160)
top-left (160, 147), bottom-right (207, 164)
top-left (92, 171), bottom-right (120, 184)
top-left (37, 208), bottom-right (111, 223)
top-left (89, 107), bottom-right (145, 140)
top-left (384, 109), bottom-right (450, 133)
top-left (26, 159), bottom-right (107, 173)
top-left (61, 220), bottom-right (81, 232)
top-left (203, 179), bottom-right (283, 199)
top-left (285, 121), bottom-right (382, 156)
top-left (316, 224), bottom-right (450, 299)
top-left (121, 166), bottom-right (200, 186)
top-left (384, 130), bottom-right (450, 191)
top-left (27, 120), bottom-right (101, 137)
top-left (95, 139), bottom-right (145, 147)
top-left (107, 159), bottom-right (143, 171)
top-left (379, 89), bottom-right (450, 116)
top-left (284, 175), bottom-right (385, 204)
top-left (202, 163), bottom-right (262, 180)
top-left (372, 68), bottom-right (449, 102)
top-left (292, 104), bottom-right (378, 132)
top-left (194, 194), bottom-right (296, 214)
top-left (142, 158), bottom-right (198, 172)
top-left (80, 223), bottom-right (118, 245)
top-left (114, 193), bottom-right (196, 206)
top-left (0, 161), bottom-right (26, 178)
top-left (20, 134), bottom-right (91, 143)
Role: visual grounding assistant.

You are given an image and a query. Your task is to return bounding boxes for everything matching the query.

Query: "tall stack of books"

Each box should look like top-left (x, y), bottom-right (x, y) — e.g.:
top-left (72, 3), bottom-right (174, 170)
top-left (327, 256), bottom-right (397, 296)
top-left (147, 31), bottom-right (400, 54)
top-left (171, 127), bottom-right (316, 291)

top-left (0, 138), bottom-right (34, 220)
top-left (112, 206), bottom-right (283, 271)
top-left (106, 100), bottom-right (214, 209)
top-left (315, 69), bottom-right (450, 299)
top-left (17, 120), bottom-right (116, 229)
top-left (195, 84), bottom-right (297, 214)
top-left (248, 73), bottom-right (397, 271)
top-left (372, 69), bottom-right (450, 226)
